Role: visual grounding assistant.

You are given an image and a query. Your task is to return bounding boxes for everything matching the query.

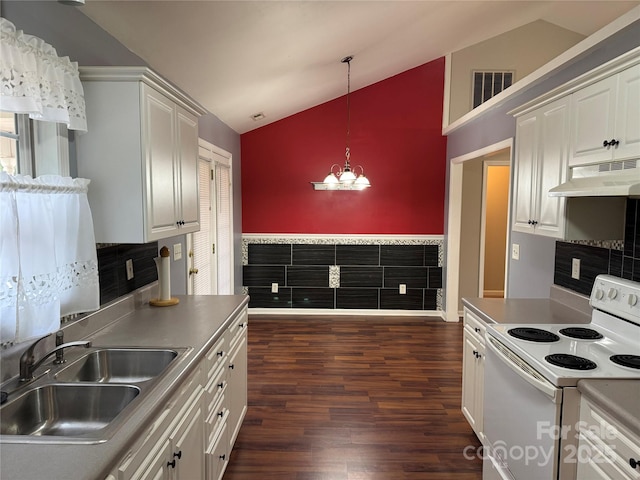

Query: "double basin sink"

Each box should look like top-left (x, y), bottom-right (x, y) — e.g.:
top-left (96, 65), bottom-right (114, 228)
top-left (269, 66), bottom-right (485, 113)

top-left (0, 347), bottom-right (187, 443)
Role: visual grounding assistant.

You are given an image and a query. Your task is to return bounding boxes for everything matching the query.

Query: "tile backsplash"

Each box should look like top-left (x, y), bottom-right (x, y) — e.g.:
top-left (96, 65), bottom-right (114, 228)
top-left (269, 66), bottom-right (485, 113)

top-left (243, 236), bottom-right (444, 311)
top-left (97, 242), bottom-right (158, 305)
top-left (555, 198), bottom-right (639, 295)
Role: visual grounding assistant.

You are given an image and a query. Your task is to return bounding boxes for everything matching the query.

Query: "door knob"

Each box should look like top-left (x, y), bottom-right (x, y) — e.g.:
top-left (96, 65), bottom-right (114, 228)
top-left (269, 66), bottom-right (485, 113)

top-left (189, 268), bottom-right (199, 275)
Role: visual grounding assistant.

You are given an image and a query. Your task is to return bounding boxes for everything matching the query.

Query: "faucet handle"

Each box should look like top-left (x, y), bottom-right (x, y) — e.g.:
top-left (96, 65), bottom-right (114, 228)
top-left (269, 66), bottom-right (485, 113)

top-left (54, 331), bottom-right (65, 364)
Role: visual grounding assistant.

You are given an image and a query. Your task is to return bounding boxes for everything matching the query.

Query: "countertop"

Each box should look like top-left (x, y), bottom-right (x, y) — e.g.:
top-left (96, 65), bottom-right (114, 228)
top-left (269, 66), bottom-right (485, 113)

top-left (577, 379), bottom-right (640, 437)
top-left (462, 297), bottom-right (591, 325)
top-left (0, 294), bottom-right (249, 480)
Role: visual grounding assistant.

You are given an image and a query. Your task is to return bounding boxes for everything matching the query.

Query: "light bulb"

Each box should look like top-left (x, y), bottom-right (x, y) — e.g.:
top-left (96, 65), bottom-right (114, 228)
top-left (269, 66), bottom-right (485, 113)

top-left (340, 170), bottom-right (356, 185)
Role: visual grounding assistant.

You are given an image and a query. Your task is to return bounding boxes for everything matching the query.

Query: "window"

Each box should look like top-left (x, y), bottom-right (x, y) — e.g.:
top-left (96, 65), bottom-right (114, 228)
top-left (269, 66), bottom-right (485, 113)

top-left (472, 71), bottom-right (514, 109)
top-left (0, 112), bottom-right (69, 176)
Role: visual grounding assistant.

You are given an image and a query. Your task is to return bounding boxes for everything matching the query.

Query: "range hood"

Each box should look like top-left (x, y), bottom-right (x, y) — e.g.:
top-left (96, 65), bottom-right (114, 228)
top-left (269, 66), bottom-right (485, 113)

top-left (549, 161), bottom-right (640, 197)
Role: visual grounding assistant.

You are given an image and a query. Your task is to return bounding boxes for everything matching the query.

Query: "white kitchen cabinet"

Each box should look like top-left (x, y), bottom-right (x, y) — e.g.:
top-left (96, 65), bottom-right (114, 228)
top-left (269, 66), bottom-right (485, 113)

top-left (226, 315), bottom-right (248, 449)
top-left (461, 307), bottom-right (487, 444)
top-left (77, 67), bottom-right (206, 243)
top-left (116, 366), bottom-right (203, 480)
top-left (512, 96), bottom-right (570, 238)
top-left (576, 396), bottom-right (640, 480)
top-left (570, 64), bottom-right (640, 167)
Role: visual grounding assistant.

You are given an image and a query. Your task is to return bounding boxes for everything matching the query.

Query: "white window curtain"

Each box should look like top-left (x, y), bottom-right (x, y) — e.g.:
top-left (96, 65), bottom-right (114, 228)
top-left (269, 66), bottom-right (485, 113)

top-left (0, 17), bottom-right (87, 132)
top-left (0, 173), bottom-right (99, 345)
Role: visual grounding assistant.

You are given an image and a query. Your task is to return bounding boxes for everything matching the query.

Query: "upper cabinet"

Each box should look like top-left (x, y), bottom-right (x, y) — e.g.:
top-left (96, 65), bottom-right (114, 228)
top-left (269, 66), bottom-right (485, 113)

top-left (513, 97), bottom-right (570, 238)
top-left (77, 67), bottom-right (207, 243)
top-left (570, 64), bottom-right (640, 166)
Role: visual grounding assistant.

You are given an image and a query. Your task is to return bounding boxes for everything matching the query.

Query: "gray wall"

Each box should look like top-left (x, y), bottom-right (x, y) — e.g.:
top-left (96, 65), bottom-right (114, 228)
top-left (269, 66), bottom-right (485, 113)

top-left (445, 19), bottom-right (640, 299)
top-left (2, 0), bottom-right (244, 295)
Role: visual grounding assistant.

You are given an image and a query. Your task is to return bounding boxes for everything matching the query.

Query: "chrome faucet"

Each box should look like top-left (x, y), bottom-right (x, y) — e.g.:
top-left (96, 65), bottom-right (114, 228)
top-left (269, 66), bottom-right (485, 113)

top-left (19, 332), bottom-right (91, 382)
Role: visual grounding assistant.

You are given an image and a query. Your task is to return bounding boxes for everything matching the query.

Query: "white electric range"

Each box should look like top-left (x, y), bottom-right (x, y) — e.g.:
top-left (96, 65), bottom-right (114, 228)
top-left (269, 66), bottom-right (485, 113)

top-left (482, 275), bottom-right (640, 480)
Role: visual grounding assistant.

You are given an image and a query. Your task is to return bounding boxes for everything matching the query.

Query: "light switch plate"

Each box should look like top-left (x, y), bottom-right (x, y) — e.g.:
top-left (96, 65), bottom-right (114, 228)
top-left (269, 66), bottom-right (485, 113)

top-left (125, 259), bottom-right (134, 280)
top-left (173, 243), bottom-right (182, 261)
top-left (271, 283), bottom-right (278, 293)
top-left (399, 284), bottom-right (407, 294)
top-left (572, 258), bottom-right (581, 280)
top-left (512, 243), bottom-right (520, 260)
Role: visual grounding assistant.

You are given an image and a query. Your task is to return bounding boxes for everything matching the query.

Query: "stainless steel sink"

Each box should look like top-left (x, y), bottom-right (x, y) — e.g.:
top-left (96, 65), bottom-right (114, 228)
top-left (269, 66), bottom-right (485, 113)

top-left (55, 348), bottom-right (178, 383)
top-left (0, 384), bottom-right (139, 438)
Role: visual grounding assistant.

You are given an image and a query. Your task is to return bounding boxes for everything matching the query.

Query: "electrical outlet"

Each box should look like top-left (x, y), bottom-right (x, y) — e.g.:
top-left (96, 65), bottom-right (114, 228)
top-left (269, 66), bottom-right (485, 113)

top-left (125, 259), bottom-right (134, 280)
top-left (173, 243), bottom-right (182, 261)
top-left (572, 258), bottom-right (581, 280)
top-left (399, 284), bottom-right (407, 295)
top-left (512, 243), bottom-right (520, 260)
top-left (271, 283), bottom-right (278, 293)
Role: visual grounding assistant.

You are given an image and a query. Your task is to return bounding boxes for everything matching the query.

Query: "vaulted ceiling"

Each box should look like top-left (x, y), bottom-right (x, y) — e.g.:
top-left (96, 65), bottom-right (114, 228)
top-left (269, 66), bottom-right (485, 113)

top-left (80, 1), bottom-right (639, 134)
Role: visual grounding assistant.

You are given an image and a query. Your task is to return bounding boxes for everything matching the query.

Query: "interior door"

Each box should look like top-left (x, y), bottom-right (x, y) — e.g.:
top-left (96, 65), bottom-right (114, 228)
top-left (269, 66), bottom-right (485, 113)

top-left (188, 156), bottom-right (214, 294)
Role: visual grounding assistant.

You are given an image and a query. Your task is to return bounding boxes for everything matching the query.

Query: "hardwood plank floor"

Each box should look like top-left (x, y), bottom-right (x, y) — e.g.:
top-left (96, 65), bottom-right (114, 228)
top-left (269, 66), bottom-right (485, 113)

top-left (223, 316), bottom-right (482, 480)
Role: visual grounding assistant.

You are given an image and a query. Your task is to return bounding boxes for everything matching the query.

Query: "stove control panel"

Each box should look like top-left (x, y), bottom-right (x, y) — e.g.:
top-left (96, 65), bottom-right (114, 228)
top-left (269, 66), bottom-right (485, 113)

top-left (591, 274), bottom-right (640, 324)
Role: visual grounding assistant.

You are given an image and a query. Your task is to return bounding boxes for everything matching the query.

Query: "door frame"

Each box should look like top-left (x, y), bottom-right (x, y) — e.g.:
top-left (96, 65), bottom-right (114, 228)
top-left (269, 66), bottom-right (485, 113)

top-left (445, 138), bottom-right (513, 322)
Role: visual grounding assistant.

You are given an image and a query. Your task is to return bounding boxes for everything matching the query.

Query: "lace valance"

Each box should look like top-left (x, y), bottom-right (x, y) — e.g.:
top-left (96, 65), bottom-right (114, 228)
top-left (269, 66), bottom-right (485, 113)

top-left (0, 17), bottom-right (87, 132)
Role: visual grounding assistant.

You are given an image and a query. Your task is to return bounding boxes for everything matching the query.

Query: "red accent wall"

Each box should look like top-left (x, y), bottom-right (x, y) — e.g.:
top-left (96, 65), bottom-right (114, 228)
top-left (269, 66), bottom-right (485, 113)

top-left (241, 57), bottom-right (447, 235)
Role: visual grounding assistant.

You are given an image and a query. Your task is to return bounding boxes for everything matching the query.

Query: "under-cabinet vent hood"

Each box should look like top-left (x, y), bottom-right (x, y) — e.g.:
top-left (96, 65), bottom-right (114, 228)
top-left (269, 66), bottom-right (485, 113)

top-left (549, 160), bottom-right (640, 197)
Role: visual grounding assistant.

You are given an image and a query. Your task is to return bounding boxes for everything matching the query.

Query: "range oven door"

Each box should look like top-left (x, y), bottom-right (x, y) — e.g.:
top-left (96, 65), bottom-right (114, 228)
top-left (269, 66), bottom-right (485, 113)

top-left (483, 335), bottom-right (563, 480)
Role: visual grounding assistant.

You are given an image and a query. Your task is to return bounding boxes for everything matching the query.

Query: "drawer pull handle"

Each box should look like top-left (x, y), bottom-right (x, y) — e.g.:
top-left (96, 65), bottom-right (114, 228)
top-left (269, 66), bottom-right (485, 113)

top-left (173, 450), bottom-right (182, 459)
top-left (218, 382), bottom-right (224, 388)
top-left (219, 454), bottom-right (226, 461)
top-left (630, 458), bottom-right (639, 470)
top-left (474, 327), bottom-right (481, 333)
top-left (167, 459), bottom-right (176, 469)
top-left (217, 351), bottom-right (224, 357)
top-left (218, 411), bottom-right (224, 417)
top-left (603, 139), bottom-right (620, 148)
top-left (229, 364), bottom-right (235, 370)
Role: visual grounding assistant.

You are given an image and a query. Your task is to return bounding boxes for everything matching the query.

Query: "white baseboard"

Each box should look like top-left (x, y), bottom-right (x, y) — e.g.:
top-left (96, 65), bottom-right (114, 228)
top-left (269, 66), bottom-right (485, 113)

top-left (248, 308), bottom-right (446, 320)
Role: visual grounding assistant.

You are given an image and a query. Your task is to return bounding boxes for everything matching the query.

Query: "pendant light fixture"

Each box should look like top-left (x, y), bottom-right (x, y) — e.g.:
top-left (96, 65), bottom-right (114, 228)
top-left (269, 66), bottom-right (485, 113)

top-left (312, 56), bottom-right (371, 190)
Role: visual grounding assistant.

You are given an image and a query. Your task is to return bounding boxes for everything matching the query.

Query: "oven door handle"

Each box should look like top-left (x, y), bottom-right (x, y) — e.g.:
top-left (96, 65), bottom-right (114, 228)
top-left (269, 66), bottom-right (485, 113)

top-left (487, 335), bottom-right (560, 403)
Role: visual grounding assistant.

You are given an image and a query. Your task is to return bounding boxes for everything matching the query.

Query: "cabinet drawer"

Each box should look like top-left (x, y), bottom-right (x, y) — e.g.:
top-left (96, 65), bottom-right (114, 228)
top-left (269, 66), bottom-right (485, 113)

top-left (463, 308), bottom-right (487, 341)
top-left (205, 392), bottom-right (228, 449)
top-left (228, 314), bottom-right (248, 352)
top-left (205, 335), bottom-right (227, 380)
top-left (580, 398), bottom-right (640, 479)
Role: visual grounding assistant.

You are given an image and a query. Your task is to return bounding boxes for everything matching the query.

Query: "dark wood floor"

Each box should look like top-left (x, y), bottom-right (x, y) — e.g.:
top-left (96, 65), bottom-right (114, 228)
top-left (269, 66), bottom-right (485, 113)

top-left (223, 316), bottom-right (482, 480)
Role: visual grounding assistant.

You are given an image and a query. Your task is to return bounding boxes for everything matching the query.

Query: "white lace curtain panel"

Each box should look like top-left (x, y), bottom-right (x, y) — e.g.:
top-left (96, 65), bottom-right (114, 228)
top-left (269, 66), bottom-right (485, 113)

top-left (0, 17), bottom-right (87, 131)
top-left (0, 173), bottom-right (99, 344)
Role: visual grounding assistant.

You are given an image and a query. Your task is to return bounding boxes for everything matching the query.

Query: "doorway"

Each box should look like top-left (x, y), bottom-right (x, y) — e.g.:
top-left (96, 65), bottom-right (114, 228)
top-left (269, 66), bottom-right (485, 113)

top-left (445, 139), bottom-right (513, 321)
top-left (187, 139), bottom-right (234, 295)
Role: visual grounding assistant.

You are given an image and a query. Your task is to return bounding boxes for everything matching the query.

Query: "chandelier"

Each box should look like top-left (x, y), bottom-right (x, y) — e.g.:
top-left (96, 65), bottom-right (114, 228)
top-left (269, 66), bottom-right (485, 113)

top-left (312, 56), bottom-right (371, 191)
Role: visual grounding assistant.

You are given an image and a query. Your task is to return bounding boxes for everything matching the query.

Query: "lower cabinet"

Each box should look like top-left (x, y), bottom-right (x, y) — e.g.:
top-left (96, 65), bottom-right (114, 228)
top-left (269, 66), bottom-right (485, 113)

top-left (112, 309), bottom-right (248, 480)
top-left (461, 307), bottom-right (487, 444)
top-left (576, 397), bottom-right (640, 480)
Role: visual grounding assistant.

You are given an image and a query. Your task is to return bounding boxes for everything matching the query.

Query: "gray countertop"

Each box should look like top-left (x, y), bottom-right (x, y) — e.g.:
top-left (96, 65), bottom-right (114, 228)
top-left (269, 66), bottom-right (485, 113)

top-left (577, 379), bottom-right (640, 438)
top-left (0, 294), bottom-right (249, 480)
top-left (462, 297), bottom-right (591, 325)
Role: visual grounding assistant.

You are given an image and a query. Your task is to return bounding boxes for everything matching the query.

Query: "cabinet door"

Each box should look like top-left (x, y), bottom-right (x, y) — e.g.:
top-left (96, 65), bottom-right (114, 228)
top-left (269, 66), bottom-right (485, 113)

top-left (614, 65), bottom-right (640, 162)
top-left (461, 327), bottom-right (480, 434)
top-left (535, 98), bottom-right (569, 238)
top-left (227, 333), bottom-right (248, 448)
top-left (131, 438), bottom-right (172, 480)
top-left (143, 84), bottom-right (180, 240)
top-left (171, 399), bottom-right (205, 480)
top-left (569, 75), bottom-right (617, 166)
top-left (512, 114), bottom-right (538, 234)
top-left (176, 106), bottom-right (200, 233)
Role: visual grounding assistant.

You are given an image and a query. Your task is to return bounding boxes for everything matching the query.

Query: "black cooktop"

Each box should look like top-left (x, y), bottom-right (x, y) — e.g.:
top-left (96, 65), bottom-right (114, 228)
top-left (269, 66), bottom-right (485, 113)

top-left (558, 327), bottom-right (604, 340)
top-left (545, 354), bottom-right (597, 370)
top-left (610, 355), bottom-right (640, 370)
top-left (508, 327), bottom-right (560, 343)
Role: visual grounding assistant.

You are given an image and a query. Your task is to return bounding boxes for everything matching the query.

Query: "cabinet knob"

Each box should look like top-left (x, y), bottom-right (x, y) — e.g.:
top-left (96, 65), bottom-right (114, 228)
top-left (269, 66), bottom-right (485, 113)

top-left (173, 450), bottom-right (182, 459)
top-left (229, 363), bottom-right (235, 370)
top-left (472, 350), bottom-right (478, 356)
top-left (474, 327), bottom-right (481, 333)
top-left (219, 454), bottom-right (226, 461)
top-left (630, 458), bottom-right (639, 470)
top-left (218, 382), bottom-right (224, 388)
top-left (167, 459), bottom-right (176, 469)
top-left (218, 411), bottom-right (224, 417)
top-left (217, 351), bottom-right (224, 357)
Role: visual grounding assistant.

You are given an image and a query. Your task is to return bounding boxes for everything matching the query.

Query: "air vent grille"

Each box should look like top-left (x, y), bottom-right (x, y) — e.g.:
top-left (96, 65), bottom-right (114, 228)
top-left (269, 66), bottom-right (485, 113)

top-left (598, 160), bottom-right (637, 173)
